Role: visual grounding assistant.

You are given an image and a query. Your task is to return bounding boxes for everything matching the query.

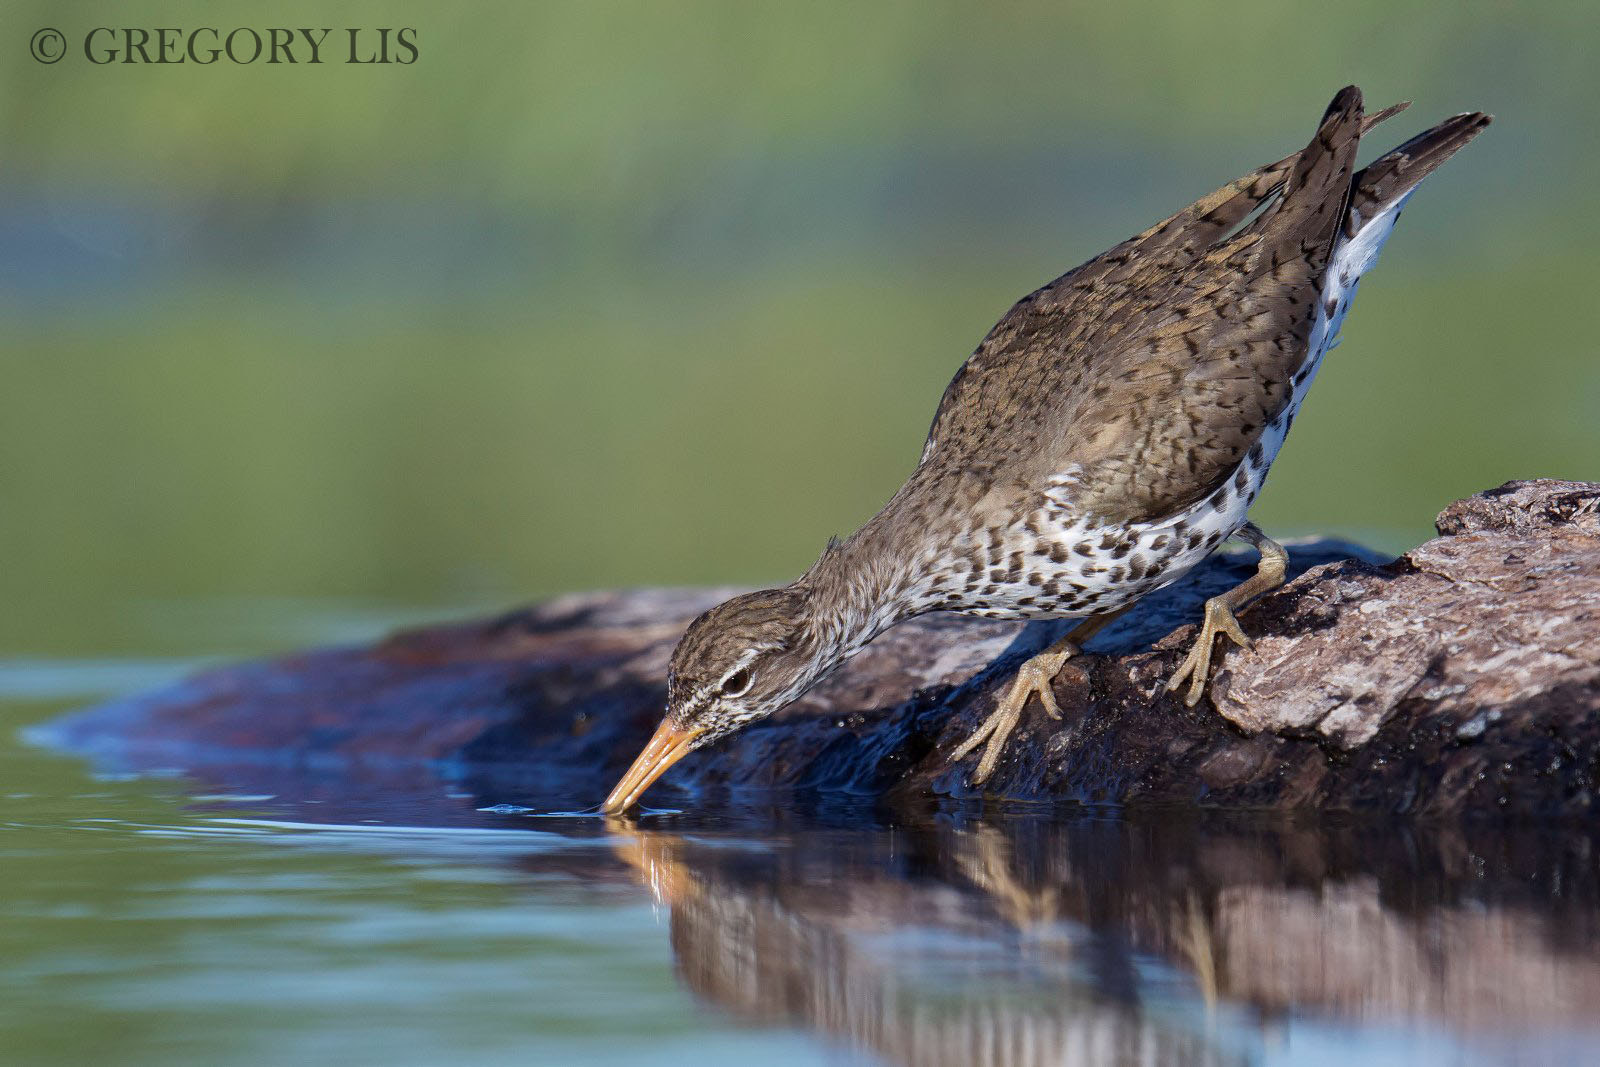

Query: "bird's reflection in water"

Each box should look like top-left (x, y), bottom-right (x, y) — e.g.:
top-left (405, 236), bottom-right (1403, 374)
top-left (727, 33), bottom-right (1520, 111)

top-left (595, 812), bottom-right (1600, 1066)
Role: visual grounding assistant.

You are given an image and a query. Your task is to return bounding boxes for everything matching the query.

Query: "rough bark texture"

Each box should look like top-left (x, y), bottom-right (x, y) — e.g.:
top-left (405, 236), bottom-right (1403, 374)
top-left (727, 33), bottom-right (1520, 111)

top-left (36, 480), bottom-right (1600, 816)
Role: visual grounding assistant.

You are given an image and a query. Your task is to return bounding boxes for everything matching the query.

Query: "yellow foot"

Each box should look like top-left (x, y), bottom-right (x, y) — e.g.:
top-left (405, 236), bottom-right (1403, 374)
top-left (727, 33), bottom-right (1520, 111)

top-left (1166, 596), bottom-right (1253, 707)
top-left (950, 642), bottom-right (1076, 784)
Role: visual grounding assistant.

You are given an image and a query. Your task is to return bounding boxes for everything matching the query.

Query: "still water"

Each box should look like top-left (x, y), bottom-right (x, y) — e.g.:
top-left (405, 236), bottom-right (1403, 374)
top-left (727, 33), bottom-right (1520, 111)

top-left (6, 6), bottom-right (1600, 1063)
top-left (4, 629), bottom-right (1599, 1067)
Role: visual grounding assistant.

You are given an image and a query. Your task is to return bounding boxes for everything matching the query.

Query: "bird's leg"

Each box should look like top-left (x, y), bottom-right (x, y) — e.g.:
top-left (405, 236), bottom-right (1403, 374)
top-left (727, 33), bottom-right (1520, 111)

top-left (1166, 522), bottom-right (1288, 707)
top-left (952, 609), bottom-right (1125, 784)
top-left (953, 825), bottom-right (1061, 930)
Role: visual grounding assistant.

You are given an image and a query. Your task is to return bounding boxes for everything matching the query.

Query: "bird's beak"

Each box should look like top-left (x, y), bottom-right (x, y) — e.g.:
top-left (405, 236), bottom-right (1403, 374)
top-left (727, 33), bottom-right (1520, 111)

top-left (602, 718), bottom-right (704, 815)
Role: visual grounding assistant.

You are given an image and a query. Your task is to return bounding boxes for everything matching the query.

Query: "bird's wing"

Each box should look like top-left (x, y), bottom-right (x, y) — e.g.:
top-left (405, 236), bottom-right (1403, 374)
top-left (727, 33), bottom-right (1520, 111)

top-left (921, 88), bottom-right (1376, 526)
top-left (1058, 87), bottom-right (1371, 524)
top-left (919, 94), bottom-right (1409, 475)
top-left (1066, 100), bottom-right (1490, 528)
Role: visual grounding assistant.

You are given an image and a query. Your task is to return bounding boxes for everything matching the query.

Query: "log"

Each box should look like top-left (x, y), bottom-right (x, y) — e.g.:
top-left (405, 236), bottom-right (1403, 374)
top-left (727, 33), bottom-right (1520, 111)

top-left (34, 479), bottom-right (1600, 816)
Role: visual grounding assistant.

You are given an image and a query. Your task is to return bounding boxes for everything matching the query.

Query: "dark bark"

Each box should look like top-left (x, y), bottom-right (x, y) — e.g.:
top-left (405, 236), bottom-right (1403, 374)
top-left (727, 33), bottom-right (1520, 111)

top-left (35, 479), bottom-right (1600, 816)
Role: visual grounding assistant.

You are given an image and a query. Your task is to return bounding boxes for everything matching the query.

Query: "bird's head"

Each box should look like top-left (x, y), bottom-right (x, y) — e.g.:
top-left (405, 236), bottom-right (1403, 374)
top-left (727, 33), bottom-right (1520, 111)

top-left (602, 587), bottom-right (821, 813)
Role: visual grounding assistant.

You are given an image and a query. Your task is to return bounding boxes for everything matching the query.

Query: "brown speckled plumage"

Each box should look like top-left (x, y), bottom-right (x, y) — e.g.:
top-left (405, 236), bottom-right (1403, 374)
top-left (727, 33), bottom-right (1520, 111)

top-left (603, 87), bottom-right (1491, 811)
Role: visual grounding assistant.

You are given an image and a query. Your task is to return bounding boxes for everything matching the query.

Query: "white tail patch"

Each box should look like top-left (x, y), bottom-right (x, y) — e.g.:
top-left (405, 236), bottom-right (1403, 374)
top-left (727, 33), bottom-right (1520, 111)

top-left (1293, 189), bottom-right (1414, 402)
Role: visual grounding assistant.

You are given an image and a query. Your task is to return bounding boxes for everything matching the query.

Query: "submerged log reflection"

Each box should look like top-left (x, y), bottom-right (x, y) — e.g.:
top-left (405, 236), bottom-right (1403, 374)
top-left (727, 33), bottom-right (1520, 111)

top-left (603, 815), bottom-right (1600, 1066)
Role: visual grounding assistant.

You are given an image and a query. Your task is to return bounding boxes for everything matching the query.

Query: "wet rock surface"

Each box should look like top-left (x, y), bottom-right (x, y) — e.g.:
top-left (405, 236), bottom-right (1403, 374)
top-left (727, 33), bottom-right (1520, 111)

top-left (36, 480), bottom-right (1600, 815)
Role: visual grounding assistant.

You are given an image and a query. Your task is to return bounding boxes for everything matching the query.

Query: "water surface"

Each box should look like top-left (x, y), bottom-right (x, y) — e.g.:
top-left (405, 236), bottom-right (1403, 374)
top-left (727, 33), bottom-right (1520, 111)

top-left (7, 7), bottom-right (1600, 1063)
top-left (5, 647), bottom-right (1598, 1066)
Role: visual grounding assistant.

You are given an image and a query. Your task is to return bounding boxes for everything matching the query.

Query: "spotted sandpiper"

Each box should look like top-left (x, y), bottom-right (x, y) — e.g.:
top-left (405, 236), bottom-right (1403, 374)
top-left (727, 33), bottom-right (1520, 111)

top-left (603, 86), bottom-right (1490, 813)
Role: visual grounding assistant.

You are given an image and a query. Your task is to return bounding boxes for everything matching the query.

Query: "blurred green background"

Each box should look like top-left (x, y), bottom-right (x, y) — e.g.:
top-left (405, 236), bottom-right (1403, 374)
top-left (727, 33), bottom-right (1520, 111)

top-left (2, 0), bottom-right (1596, 659)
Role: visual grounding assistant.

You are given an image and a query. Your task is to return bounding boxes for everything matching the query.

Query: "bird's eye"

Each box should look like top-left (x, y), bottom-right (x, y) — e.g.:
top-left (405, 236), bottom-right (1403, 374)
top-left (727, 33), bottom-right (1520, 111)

top-left (720, 668), bottom-right (752, 696)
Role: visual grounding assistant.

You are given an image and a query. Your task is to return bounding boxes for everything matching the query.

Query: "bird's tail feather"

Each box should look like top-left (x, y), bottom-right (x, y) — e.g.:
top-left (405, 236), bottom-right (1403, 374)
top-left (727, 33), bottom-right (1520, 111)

top-left (1205, 98), bottom-right (1408, 253)
top-left (1346, 111), bottom-right (1493, 233)
top-left (1272, 86), bottom-right (1366, 263)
